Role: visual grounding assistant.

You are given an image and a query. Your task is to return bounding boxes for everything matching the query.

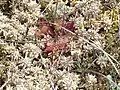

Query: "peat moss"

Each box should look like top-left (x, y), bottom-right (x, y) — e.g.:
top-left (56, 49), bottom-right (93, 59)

top-left (105, 8), bottom-right (119, 50)
top-left (96, 7), bottom-right (120, 50)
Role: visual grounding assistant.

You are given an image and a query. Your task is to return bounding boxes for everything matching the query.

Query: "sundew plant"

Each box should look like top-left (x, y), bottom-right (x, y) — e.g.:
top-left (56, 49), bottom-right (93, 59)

top-left (0, 0), bottom-right (120, 90)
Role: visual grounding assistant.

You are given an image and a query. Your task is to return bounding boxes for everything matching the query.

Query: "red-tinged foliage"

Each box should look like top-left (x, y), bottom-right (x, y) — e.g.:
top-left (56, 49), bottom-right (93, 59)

top-left (63, 21), bottom-right (75, 33)
top-left (34, 25), bottom-right (49, 36)
top-left (47, 26), bottom-right (56, 37)
top-left (34, 17), bottom-right (49, 37)
top-left (55, 36), bottom-right (69, 50)
top-left (34, 17), bottom-right (75, 53)
top-left (37, 17), bottom-right (48, 26)
top-left (34, 17), bottom-right (75, 37)
top-left (44, 36), bottom-right (69, 53)
top-left (44, 41), bottom-right (55, 53)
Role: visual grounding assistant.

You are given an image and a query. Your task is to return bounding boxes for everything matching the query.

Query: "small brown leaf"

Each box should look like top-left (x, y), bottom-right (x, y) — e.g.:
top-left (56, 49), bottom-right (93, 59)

top-left (56, 36), bottom-right (69, 50)
top-left (44, 36), bottom-right (69, 53)
top-left (63, 21), bottom-right (75, 33)
top-left (44, 41), bottom-right (55, 53)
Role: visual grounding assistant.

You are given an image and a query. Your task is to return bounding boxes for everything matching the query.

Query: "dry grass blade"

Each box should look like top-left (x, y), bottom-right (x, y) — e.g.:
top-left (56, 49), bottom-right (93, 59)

top-left (74, 69), bottom-right (120, 89)
top-left (79, 37), bottom-right (120, 76)
top-left (0, 78), bottom-right (10, 90)
top-left (51, 22), bottom-right (120, 76)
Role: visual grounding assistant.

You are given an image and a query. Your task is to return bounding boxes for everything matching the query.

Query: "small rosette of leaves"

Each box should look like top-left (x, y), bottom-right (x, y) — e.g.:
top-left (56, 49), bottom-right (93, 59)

top-left (34, 17), bottom-right (75, 53)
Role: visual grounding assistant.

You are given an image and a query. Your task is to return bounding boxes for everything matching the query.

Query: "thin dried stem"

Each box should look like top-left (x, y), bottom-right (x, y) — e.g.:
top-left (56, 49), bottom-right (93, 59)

top-left (73, 69), bottom-right (120, 89)
top-left (51, 22), bottom-right (120, 76)
top-left (41, 0), bottom-right (53, 15)
top-left (0, 79), bottom-right (10, 90)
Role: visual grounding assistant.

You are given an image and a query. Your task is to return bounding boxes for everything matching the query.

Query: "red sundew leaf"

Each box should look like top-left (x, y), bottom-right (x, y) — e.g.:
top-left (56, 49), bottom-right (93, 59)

top-left (56, 36), bottom-right (69, 50)
top-left (44, 46), bottom-right (54, 53)
top-left (47, 26), bottom-right (56, 38)
top-left (44, 41), bottom-right (55, 53)
top-left (40, 25), bottom-right (49, 35)
top-left (44, 36), bottom-right (69, 53)
top-left (34, 25), bottom-right (57, 38)
top-left (34, 17), bottom-right (49, 37)
top-left (34, 25), bottom-right (48, 37)
top-left (56, 36), bottom-right (69, 45)
top-left (35, 17), bottom-right (57, 37)
top-left (63, 21), bottom-right (75, 33)
top-left (34, 25), bottom-right (54, 37)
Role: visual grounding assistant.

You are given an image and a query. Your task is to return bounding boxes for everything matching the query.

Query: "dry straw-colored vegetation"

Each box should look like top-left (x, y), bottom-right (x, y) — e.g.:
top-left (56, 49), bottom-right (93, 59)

top-left (0, 0), bottom-right (120, 90)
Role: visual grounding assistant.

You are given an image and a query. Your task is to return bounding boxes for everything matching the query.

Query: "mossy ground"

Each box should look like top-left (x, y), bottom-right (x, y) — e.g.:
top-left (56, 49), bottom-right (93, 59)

top-left (0, 0), bottom-right (120, 90)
